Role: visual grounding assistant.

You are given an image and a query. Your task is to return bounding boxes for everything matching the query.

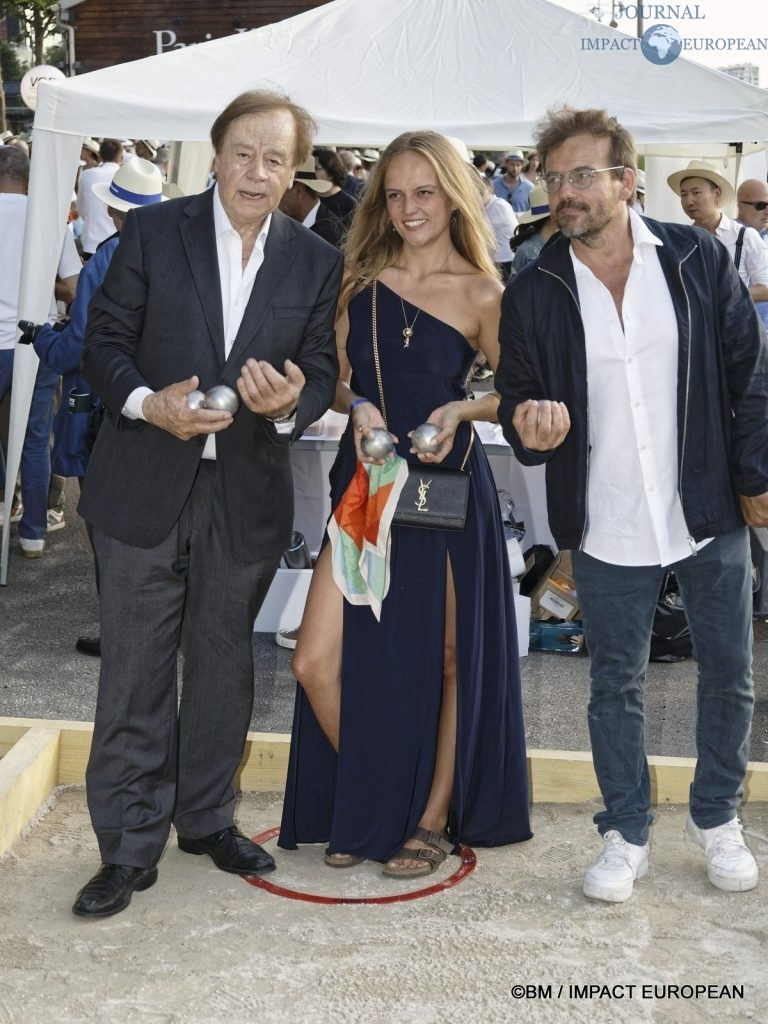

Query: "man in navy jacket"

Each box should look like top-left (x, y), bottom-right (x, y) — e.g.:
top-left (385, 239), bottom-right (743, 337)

top-left (497, 107), bottom-right (768, 904)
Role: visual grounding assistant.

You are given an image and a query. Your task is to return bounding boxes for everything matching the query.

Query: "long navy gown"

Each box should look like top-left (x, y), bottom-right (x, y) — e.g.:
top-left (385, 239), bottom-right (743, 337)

top-left (278, 280), bottom-right (532, 860)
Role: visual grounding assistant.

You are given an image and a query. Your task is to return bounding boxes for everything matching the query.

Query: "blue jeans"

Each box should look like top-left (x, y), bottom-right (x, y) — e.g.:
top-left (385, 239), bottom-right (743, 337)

top-left (572, 528), bottom-right (754, 846)
top-left (0, 349), bottom-right (58, 540)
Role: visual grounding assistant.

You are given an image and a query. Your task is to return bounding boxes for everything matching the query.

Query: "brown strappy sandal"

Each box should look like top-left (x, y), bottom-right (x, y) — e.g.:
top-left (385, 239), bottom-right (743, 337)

top-left (324, 849), bottom-right (365, 868)
top-left (382, 827), bottom-right (457, 879)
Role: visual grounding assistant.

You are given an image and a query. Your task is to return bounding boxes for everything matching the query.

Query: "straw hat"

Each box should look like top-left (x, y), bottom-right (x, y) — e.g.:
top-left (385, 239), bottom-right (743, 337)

top-left (666, 160), bottom-right (734, 206)
top-left (81, 137), bottom-right (101, 157)
top-left (137, 139), bottom-right (161, 159)
top-left (293, 155), bottom-right (332, 194)
top-left (92, 157), bottom-right (167, 213)
top-left (517, 185), bottom-right (550, 224)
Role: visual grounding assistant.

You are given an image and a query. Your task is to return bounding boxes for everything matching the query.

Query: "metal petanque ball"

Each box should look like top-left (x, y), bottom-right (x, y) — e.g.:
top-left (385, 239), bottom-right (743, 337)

top-left (360, 427), bottom-right (394, 459)
top-left (411, 422), bottom-right (442, 453)
top-left (204, 385), bottom-right (240, 414)
top-left (185, 389), bottom-right (206, 410)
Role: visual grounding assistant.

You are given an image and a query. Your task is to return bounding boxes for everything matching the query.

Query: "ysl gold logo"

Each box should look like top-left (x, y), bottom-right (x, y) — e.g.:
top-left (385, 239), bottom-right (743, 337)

top-left (415, 478), bottom-right (432, 512)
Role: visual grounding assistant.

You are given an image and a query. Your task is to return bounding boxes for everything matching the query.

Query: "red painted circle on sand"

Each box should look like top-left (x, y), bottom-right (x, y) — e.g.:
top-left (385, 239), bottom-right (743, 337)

top-left (243, 826), bottom-right (477, 905)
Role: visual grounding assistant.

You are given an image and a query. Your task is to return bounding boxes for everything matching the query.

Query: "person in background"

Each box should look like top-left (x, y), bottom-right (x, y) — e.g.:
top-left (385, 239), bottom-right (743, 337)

top-left (667, 160), bottom-right (768, 309)
top-left (279, 156), bottom-right (346, 248)
top-left (498, 106), bottom-right (767, 904)
top-left (71, 89), bottom-right (342, 919)
top-left (313, 147), bottom-right (357, 226)
top-left (0, 146), bottom-right (80, 557)
top-left (279, 129), bottom-right (531, 878)
top-left (481, 173), bottom-right (518, 284)
top-left (134, 139), bottom-right (160, 162)
top-left (337, 149), bottom-right (365, 197)
top-left (78, 138), bottom-right (123, 259)
top-left (20, 158), bottom-right (167, 656)
top-left (509, 184), bottom-right (557, 275)
top-left (737, 178), bottom-right (768, 330)
top-left (522, 151), bottom-right (541, 186)
top-left (492, 149), bottom-right (534, 212)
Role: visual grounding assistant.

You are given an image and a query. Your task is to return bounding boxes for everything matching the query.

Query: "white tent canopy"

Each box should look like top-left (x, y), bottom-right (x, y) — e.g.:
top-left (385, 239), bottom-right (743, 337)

top-left (4, 0), bottom-right (768, 580)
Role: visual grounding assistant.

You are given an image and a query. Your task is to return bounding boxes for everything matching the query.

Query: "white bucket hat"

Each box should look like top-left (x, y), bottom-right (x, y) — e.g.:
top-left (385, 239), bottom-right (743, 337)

top-left (92, 157), bottom-right (167, 213)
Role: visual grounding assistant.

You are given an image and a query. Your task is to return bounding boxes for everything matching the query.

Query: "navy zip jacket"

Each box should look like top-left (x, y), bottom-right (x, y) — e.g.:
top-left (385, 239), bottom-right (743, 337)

top-left (496, 216), bottom-right (768, 553)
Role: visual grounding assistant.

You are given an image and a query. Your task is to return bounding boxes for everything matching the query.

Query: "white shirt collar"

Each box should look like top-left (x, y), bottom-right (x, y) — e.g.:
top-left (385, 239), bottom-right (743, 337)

top-left (571, 205), bottom-right (662, 279)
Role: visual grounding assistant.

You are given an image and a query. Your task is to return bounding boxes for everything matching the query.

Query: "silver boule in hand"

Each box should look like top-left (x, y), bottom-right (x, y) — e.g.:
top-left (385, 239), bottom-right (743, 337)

top-left (360, 427), bottom-right (394, 459)
top-left (203, 385), bottom-right (240, 414)
top-left (411, 422), bottom-right (442, 453)
top-left (185, 389), bottom-right (206, 410)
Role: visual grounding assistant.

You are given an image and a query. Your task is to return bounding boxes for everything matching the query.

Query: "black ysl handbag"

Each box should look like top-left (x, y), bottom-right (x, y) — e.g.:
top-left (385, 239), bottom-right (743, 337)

top-left (371, 281), bottom-right (472, 531)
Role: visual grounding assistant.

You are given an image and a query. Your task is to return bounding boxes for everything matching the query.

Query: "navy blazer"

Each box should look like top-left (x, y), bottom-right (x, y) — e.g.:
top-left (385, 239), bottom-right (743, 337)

top-left (78, 190), bottom-right (343, 564)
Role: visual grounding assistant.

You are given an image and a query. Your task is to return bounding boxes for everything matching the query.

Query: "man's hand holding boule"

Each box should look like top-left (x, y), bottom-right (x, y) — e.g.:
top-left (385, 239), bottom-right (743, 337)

top-left (512, 398), bottom-right (571, 452)
top-left (142, 375), bottom-right (233, 440)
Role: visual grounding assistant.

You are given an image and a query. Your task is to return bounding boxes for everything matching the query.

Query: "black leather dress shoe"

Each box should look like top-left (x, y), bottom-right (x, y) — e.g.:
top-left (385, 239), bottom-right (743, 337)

top-left (75, 635), bottom-right (101, 657)
top-left (72, 863), bottom-right (158, 918)
top-left (177, 826), bottom-right (276, 875)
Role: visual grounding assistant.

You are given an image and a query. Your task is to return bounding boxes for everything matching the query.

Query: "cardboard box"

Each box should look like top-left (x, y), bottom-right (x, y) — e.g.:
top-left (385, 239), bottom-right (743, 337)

top-left (530, 551), bottom-right (579, 622)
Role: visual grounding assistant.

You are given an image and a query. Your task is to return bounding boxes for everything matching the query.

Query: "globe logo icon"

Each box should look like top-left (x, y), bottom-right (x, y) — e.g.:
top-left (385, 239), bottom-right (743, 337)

top-left (641, 24), bottom-right (683, 65)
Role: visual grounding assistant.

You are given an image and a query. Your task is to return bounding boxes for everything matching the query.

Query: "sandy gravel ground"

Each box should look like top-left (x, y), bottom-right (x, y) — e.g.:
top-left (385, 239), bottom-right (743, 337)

top-left (0, 789), bottom-right (765, 1024)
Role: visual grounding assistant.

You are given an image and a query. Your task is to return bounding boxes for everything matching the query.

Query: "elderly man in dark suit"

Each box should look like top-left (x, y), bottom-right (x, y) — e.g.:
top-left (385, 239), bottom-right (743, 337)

top-left (73, 90), bottom-right (343, 918)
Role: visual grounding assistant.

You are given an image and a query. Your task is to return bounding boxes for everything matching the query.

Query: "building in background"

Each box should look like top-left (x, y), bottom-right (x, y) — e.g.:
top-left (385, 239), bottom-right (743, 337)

top-left (718, 62), bottom-right (760, 88)
top-left (58, 1), bottom-right (334, 75)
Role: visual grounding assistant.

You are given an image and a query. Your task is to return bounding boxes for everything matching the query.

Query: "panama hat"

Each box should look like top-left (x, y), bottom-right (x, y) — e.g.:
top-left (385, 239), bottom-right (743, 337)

top-left (517, 185), bottom-right (550, 224)
top-left (81, 137), bottom-right (101, 157)
top-left (634, 168), bottom-right (646, 195)
top-left (293, 155), bottom-right (332, 194)
top-left (137, 139), bottom-right (161, 159)
top-left (92, 157), bottom-right (167, 212)
top-left (666, 160), bottom-right (734, 206)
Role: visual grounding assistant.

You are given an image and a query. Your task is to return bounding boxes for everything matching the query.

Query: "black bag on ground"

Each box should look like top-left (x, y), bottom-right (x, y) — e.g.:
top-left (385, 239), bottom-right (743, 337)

top-left (650, 571), bottom-right (692, 663)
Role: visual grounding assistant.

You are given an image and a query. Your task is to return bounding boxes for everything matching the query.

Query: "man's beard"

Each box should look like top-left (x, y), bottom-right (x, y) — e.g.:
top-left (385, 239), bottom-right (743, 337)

top-left (554, 197), bottom-right (611, 242)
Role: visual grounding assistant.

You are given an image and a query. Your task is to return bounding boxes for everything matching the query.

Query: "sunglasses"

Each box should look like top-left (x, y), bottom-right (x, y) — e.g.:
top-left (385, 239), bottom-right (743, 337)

top-left (741, 200), bottom-right (768, 211)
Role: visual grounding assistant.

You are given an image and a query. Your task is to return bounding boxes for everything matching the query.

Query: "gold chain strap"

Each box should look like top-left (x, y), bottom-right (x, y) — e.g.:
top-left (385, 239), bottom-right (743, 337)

top-left (371, 280), bottom-right (474, 472)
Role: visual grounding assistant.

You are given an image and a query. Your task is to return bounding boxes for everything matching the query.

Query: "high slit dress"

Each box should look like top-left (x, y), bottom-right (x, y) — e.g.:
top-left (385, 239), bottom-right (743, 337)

top-left (278, 280), bottom-right (532, 860)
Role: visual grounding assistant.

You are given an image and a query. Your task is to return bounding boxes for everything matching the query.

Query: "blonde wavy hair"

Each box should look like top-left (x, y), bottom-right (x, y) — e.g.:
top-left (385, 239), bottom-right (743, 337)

top-left (340, 130), bottom-right (498, 311)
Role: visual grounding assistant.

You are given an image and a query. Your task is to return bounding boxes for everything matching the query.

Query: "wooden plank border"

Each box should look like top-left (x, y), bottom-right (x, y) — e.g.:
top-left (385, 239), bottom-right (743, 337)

top-left (2, 718), bottom-right (767, 854)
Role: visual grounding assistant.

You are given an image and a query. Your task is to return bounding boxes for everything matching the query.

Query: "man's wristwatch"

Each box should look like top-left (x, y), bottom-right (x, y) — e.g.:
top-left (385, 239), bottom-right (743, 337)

top-left (266, 406), bottom-right (297, 423)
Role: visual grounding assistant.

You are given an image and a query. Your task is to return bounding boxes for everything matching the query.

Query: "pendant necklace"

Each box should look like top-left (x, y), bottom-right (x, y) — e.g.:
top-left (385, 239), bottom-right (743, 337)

top-left (398, 250), bottom-right (451, 349)
top-left (400, 299), bottom-right (420, 348)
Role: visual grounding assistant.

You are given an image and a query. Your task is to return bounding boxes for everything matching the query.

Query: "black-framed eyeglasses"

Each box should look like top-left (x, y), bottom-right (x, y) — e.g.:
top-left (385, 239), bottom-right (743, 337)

top-left (741, 200), bottom-right (768, 211)
top-left (539, 166), bottom-right (626, 193)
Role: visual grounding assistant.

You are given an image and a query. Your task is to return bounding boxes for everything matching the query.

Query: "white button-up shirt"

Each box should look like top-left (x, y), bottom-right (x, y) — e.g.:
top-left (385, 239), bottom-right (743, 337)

top-left (124, 187), bottom-right (271, 460)
top-left (572, 208), bottom-right (700, 567)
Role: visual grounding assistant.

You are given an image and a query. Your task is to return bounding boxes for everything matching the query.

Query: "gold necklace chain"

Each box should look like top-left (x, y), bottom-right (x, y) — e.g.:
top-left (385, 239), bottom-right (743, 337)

top-left (399, 298), bottom-right (420, 348)
top-left (396, 251), bottom-right (452, 350)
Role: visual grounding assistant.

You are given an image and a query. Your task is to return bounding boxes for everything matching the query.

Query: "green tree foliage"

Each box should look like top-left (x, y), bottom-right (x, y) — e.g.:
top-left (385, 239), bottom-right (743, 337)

top-left (2, 1), bottom-right (62, 65)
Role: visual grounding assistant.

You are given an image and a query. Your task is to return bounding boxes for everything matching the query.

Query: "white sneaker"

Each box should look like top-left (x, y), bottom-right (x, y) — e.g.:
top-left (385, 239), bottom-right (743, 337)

top-left (685, 816), bottom-right (758, 892)
top-left (275, 627), bottom-right (299, 650)
top-left (46, 508), bottom-right (66, 532)
top-left (20, 537), bottom-right (45, 558)
top-left (583, 830), bottom-right (649, 903)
